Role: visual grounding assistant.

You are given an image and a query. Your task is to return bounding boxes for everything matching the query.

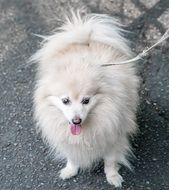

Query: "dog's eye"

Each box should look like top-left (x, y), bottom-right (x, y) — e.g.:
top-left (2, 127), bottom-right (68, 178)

top-left (62, 98), bottom-right (71, 105)
top-left (81, 97), bottom-right (90, 105)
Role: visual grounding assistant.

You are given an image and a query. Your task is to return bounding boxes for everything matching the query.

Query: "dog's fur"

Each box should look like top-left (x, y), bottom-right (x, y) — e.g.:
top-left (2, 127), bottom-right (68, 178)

top-left (32, 12), bottom-right (139, 187)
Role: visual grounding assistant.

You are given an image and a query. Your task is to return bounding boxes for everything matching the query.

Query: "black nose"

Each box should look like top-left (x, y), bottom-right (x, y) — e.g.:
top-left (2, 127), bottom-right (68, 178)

top-left (72, 117), bottom-right (82, 125)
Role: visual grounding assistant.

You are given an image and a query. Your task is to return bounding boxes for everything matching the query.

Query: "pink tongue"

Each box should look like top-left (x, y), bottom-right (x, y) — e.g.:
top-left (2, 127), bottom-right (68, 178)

top-left (70, 124), bottom-right (81, 135)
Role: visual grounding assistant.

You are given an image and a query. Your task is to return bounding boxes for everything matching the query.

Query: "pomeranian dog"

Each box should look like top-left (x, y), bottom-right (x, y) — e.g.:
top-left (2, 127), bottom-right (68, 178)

top-left (32, 12), bottom-right (139, 187)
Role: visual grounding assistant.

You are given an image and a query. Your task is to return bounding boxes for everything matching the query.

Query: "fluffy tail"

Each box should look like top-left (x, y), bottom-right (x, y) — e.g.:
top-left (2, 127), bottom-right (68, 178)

top-left (31, 11), bottom-right (131, 63)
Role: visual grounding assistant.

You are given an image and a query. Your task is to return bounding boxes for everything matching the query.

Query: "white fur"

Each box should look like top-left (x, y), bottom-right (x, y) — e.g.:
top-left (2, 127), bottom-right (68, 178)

top-left (32, 12), bottom-right (139, 187)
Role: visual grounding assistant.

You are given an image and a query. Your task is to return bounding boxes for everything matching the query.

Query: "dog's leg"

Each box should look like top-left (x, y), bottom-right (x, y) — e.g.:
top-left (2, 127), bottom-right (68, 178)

top-left (104, 155), bottom-right (124, 187)
top-left (59, 159), bottom-right (79, 180)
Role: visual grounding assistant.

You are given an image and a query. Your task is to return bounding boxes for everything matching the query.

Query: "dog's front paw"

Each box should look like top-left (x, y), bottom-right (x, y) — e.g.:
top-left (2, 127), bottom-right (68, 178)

top-left (59, 166), bottom-right (78, 180)
top-left (106, 173), bottom-right (124, 187)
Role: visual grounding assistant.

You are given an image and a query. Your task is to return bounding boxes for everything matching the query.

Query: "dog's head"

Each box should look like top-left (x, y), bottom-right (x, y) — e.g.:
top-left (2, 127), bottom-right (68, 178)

top-left (47, 63), bottom-right (103, 135)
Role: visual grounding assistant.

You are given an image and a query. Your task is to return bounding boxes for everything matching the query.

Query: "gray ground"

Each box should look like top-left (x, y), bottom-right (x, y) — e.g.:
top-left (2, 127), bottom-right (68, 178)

top-left (0, 0), bottom-right (169, 190)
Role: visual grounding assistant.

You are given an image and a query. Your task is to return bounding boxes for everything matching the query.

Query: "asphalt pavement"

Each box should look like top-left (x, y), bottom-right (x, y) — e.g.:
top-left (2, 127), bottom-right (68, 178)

top-left (0, 0), bottom-right (169, 190)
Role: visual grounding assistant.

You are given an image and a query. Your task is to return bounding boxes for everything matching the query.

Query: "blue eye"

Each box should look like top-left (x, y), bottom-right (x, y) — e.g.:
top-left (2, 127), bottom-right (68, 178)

top-left (62, 98), bottom-right (71, 105)
top-left (81, 97), bottom-right (90, 105)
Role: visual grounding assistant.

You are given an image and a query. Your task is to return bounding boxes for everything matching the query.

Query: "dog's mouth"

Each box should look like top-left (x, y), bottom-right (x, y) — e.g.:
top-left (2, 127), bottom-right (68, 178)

top-left (69, 123), bottom-right (82, 135)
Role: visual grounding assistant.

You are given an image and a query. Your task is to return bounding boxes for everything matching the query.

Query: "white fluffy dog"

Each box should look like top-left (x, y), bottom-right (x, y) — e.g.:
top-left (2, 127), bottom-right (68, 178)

top-left (32, 12), bottom-right (139, 187)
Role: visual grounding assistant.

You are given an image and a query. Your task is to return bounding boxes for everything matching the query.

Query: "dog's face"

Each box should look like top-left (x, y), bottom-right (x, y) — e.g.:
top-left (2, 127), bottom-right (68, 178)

top-left (47, 66), bottom-right (101, 135)
top-left (49, 93), bottom-right (97, 125)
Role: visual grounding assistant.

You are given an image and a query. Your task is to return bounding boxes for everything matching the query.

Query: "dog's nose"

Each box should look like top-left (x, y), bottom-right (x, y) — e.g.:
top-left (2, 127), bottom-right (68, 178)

top-left (72, 117), bottom-right (82, 125)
